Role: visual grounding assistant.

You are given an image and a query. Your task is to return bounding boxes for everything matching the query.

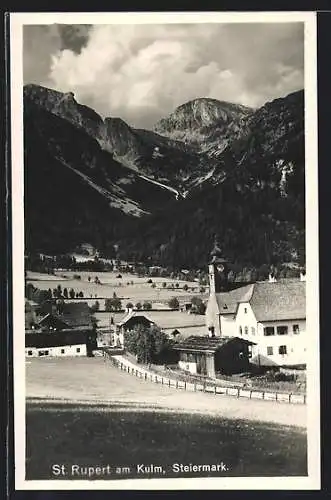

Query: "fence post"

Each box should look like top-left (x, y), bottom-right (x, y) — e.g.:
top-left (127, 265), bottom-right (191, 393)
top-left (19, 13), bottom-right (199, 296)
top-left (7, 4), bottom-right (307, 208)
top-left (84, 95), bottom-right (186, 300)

top-left (214, 385), bottom-right (217, 395)
top-left (176, 380), bottom-right (178, 389)
top-left (276, 392), bottom-right (278, 402)
top-left (144, 372), bottom-right (147, 380)
top-left (203, 382), bottom-right (206, 392)
top-left (184, 381), bottom-right (186, 390)
top-left (249, 390), bottom-right (252, 399)
top-left (304, 394), bottom-right (306, 404)
top-left (194, 382), bottom-right (196, 392)
top-left (162, 377), bottom-right (164, 385)
top-left (169, 378), bottom-right (171, 387)
top-left (237, 388), bottom-right (240, 398)
top-left (289, 393), bottom-right (292, 404)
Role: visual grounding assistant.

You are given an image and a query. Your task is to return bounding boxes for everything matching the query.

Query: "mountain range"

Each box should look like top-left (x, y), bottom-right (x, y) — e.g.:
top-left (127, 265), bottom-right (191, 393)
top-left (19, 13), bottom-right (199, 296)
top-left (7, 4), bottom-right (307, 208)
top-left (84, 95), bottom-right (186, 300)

top-left (23, 84), bottom-right (305, 270)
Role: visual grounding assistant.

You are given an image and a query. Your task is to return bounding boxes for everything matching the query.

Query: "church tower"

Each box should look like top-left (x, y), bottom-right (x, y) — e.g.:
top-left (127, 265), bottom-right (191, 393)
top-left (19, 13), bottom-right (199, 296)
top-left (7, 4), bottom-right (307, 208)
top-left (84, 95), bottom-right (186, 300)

top-left (208, 237), bottom-right (229, 294)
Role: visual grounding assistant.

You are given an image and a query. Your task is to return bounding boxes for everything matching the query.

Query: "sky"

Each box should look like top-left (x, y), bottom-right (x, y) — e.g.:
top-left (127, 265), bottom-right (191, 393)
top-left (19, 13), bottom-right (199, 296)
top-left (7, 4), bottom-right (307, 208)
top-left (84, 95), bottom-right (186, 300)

top-left (23, 22), bottom-right (304, 129)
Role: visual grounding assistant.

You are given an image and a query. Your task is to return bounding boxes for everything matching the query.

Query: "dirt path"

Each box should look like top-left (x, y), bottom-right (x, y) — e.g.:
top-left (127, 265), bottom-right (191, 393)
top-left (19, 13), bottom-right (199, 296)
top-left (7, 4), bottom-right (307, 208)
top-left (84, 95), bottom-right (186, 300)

top-left (26, 357), bottom-right (306, 428)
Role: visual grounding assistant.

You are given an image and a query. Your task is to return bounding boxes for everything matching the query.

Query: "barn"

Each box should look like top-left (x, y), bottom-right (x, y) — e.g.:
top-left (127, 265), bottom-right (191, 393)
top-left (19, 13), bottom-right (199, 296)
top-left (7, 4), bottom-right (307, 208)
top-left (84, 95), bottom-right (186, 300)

top-left (172, 336), bottom-right (255, 378)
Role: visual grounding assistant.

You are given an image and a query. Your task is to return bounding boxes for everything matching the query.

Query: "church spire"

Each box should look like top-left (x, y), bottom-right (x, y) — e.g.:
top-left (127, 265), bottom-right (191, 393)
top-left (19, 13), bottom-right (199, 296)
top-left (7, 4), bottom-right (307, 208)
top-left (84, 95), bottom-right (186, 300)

top-left (208, 236), bottom-right (229, 293)
top-left (210, 235), bottom-right (227, 265)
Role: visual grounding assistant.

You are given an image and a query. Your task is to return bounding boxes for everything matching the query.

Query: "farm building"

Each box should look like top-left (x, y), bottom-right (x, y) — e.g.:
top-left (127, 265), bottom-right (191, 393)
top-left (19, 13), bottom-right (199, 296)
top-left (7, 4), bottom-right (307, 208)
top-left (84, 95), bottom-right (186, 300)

top-left (172, 336), bottom-right (255, 377)
top-left (37, 302), bottom-right (93, 330)
top-left (114, 309), bottom-right (205, 346)
top-left (205, 243), bottom-right (306, 367)
top-left (25, 302), bottom-right (96, 357)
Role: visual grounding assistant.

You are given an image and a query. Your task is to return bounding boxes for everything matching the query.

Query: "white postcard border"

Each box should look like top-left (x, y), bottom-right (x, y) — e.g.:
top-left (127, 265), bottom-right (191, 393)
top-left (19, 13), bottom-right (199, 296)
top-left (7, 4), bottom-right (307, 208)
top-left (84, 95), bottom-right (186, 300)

top-left (10, 11), bottom-right (320, 491)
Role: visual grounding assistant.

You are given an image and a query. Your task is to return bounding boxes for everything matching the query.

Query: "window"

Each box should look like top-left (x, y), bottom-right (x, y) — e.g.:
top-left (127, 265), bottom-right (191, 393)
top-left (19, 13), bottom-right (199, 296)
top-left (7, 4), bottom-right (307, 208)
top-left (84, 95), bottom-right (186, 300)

top-left (279, 345), bottom-right (287, 355)
top-left (264, 326), bottom-right (275, 336)
top-left (44, 350), bottom-right (49, 355)
top-left (293, 324), bottom-right (300, 334)
top-left (76, 348), bottom-right (81, 353)
top-left (239, 326), bottom-right (243, 335)
top-left (61, 349), bottom-right (65, 354)
top-left (28, 350), bottom-right (33, 356)
top-left (267, 346), bottom-right (273, 356)
top-left (208, 326), bottom-right (215, 337)
top-left (251, 327), bottom-right (256, 336)
top-left (244, 326), bottom-right (248, 335)
top-left (277, 326), bottom-right (288, 335)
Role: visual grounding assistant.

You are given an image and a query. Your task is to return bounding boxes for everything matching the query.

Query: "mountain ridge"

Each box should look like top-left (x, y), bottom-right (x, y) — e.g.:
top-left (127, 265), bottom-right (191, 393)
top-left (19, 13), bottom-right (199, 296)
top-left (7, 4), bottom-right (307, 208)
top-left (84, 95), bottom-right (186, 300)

top-left (23, 84), bottom-right (305, 269)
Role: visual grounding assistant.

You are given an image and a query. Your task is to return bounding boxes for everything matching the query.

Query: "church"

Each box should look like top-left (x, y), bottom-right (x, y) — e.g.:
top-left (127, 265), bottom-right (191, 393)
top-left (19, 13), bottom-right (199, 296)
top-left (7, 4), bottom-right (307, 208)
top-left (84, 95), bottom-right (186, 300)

top-left (205, 241), bottom-right (306, 367)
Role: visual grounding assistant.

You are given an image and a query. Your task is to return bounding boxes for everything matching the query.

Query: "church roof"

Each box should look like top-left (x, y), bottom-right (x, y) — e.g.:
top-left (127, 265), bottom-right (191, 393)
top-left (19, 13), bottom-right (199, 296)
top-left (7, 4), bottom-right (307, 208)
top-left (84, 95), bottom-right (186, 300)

top-left (215, 284), bottom-right (254, 314)
top-left (214, 280), bottom-right (306, 321)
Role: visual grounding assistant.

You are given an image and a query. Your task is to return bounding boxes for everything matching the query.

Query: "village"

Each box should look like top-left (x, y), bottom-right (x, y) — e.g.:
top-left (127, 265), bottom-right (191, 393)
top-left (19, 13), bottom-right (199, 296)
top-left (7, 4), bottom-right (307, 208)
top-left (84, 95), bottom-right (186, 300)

top-left (25, 240), bottom-right (307, 398)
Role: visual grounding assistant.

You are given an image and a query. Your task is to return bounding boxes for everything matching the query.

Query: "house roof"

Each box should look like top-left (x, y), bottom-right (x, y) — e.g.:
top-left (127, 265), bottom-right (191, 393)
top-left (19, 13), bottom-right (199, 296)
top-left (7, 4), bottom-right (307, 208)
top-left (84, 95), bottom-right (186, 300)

top-left (38, 302), bottom-right (93, 328)
top-left (215, 284), bottom-right (254, 315)
top-left (214, 280), bottom-right (306, 322)
top-left (249, 281), bottom-right (306, 321)
top-left (117, 310), bottom-right (154, 327)
top-left (172, 335), bottom-right (255, 353)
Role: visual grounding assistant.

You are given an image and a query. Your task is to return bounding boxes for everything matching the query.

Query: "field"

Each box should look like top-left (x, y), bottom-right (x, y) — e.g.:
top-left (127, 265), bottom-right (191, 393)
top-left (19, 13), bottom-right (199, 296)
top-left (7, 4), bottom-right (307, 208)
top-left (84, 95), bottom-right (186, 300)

top-left (25, 357), bottom-right (307, 480)
top-left (26, 270), bottom-right (206, 307)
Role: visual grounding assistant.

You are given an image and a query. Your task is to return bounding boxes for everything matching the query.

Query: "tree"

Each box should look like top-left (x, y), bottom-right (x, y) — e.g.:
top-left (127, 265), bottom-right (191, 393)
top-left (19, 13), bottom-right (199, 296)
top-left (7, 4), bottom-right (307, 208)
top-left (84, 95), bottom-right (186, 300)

top-left (175, 282), bottom-right (179, 288)
top-left (78, 291), bottom-right (84, 298)
top-left (126, 302), bottom-right (134, 309)
top-left (69, 288), bottom-right (75, 299)
top-left (199, 286), bottom-right (205, 293)
top-left (168, 297), bottom-right (179, 310)
top-left (90, 300), bottom-right (100, 313)
top-left (151, 283), bottom-right (156, 288)
top-left (143, 301), bottom-right (152, 310)
top-left (124, 325), bottom-right (170, 364)
top-left (135, 302), bottom-right (142, 310)
top-left (105, 298), bottom-right (112, 312)
top-left (162, 282), bottom-right (167, 288)
top-left (63, 288), bottom-right (68, 299)
top-left (191, 297), bottom-right (206, 315)
top-left (183, 284), bottom-right (189, 291)
top-left (105, 297), bottom-right (122, 311)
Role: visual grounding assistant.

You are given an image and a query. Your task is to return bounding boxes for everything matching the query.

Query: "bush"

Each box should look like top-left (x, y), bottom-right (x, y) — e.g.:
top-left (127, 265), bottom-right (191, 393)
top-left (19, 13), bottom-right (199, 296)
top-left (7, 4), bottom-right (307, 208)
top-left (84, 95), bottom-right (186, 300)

top-left (143, 301), bottom-right (152, 310)
top-left (135, 302), bottom-right (142, 310)
top-left (168, 297), bottom-right (179, 310)
top-left (183, 284), bottom-right (189, 291)
top-left (90, 301), bottom-right (100, 313)
top-left (73, 274), bottom-right (81, 280)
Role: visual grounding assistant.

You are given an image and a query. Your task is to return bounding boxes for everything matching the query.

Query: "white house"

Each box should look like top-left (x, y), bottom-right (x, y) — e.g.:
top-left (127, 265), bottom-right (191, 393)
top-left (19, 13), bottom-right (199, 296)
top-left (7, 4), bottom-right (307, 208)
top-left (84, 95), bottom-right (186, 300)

top-left (205, 244), bottom-right (306, 367)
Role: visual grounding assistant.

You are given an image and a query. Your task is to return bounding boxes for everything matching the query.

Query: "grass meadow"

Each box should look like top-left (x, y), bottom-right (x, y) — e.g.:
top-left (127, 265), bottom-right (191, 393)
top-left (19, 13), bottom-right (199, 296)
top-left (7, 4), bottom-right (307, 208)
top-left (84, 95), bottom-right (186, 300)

top-left (26, 270), bottom-right (206, 308)
top-left (25, 357), bottom-right (307, 480)
top-left (26, 399), bottom-right (307, 480)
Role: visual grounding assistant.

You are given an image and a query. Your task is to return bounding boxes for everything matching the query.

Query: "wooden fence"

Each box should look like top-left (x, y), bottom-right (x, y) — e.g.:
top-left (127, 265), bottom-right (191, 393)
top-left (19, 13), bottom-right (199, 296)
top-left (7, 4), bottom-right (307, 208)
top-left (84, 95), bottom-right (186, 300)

top-left (105, 352), bottom-right (306, 405)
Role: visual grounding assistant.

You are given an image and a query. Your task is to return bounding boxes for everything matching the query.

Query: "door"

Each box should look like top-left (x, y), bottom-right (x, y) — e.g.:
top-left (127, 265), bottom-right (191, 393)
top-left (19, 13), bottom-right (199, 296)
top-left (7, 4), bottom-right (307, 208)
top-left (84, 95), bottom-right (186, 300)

top-left (197, 353), bottom-right (207, 375)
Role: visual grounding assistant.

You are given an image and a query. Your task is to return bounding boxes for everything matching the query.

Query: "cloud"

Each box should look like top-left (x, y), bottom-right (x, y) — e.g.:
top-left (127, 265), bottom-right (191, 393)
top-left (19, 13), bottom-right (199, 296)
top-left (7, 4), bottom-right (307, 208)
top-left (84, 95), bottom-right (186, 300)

top-left (24, 22), bottom-right (304, 128)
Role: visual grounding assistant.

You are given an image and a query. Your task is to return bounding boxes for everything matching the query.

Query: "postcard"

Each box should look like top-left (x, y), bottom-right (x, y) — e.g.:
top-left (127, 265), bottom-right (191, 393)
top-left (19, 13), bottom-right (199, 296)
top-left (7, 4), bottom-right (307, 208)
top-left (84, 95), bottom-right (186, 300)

top-left (10, 11), bottom-right (320, 490)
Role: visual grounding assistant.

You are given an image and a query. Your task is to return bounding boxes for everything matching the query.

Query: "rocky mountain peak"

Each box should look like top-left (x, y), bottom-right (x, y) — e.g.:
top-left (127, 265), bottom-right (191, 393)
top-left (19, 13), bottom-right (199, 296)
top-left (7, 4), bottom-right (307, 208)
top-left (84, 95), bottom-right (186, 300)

top-left (154, 97), bottom-right (253, 146)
